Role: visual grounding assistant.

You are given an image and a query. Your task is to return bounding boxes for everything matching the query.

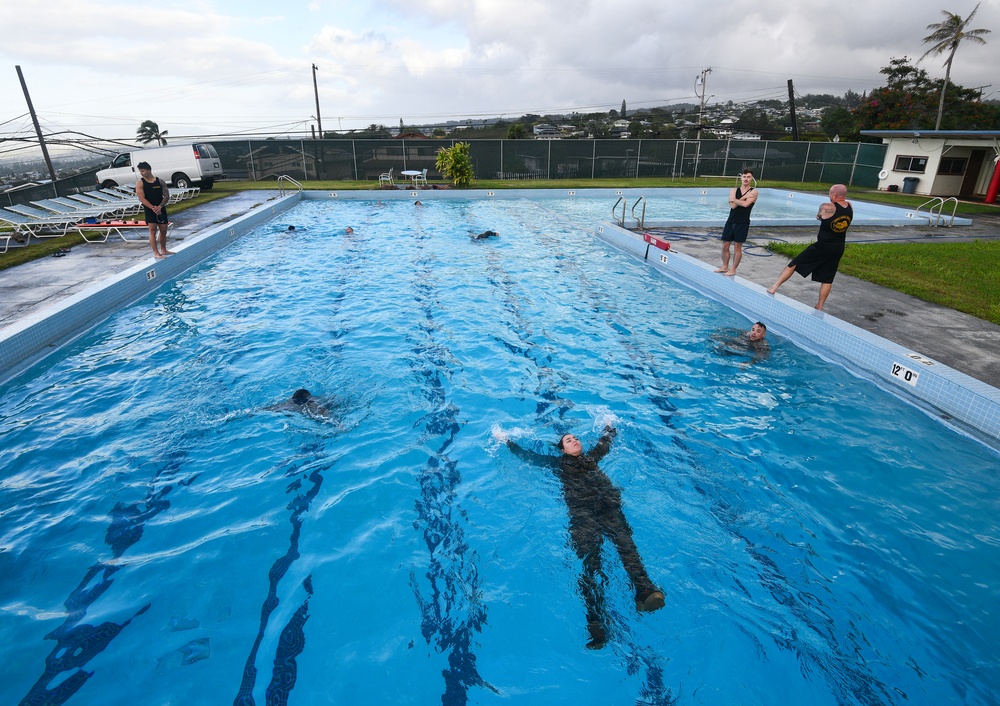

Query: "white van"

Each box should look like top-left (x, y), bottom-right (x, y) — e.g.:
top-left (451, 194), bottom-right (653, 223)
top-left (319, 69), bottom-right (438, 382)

top-left (96, 143), bottom-right (225, 190)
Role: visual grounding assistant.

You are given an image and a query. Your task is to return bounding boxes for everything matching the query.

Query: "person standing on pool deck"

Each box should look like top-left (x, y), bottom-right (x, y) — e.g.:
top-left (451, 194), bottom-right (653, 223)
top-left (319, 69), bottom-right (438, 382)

top-left (767, 184), bottom-right (853, 311)
top-left (501, 424), bottom-right (665, 649)
top-left (715, 170), bottom-right (758, 276)
top-left (135, 162), bottom-right (174, 259)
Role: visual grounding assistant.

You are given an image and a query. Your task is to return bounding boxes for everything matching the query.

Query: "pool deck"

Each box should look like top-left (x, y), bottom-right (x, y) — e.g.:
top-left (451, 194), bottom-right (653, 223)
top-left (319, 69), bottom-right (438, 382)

top-left (1, 190), bottom-right (999, 396)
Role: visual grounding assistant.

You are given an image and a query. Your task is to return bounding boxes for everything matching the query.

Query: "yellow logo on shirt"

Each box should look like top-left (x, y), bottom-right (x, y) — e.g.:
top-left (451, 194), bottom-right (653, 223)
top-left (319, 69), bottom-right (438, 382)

top-left (831, 216), bottom-right (851, 234)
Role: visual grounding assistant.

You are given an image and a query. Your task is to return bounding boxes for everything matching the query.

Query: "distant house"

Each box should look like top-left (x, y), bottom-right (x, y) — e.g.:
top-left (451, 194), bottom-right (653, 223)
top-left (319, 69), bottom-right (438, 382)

top-left (533, 124), bottom-right (559, 137)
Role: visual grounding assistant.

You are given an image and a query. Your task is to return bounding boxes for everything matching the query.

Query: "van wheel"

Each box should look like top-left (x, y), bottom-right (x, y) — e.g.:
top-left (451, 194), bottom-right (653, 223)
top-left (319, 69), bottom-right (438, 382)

top-left (101, 180), bottom-right (118, 189)
top-left (173, 173), bottom-right (191, 189)
top-left (201, 178), bottom-right (214, 191)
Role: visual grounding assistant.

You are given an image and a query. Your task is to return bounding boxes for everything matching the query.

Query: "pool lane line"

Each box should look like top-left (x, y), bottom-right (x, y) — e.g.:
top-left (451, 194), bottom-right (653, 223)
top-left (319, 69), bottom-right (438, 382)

top-left (401, 227), bottom-right (496, 703)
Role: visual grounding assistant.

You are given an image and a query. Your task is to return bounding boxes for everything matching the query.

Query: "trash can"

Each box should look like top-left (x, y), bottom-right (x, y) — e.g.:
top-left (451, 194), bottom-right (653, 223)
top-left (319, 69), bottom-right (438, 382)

top-left (902, 176), bottom-right (919, 194)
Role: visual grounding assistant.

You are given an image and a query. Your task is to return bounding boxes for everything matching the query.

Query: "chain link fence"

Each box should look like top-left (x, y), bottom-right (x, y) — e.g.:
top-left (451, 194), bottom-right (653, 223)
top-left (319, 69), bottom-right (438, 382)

top-left (3, 139), bottom-right (886, 207)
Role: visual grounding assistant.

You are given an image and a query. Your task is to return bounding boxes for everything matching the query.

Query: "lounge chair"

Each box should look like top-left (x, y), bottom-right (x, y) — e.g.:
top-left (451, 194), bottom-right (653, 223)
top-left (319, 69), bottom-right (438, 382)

top-left (31, 198), bottom-right (117, 220)
top-left (64, 193), bottom-right (140, 217)
top-left (379, 167), bottom-right (394, 187)
top-left (0, 208), bottom-right (79, 239)
top-left (75, 219), bottom-right (164, 244)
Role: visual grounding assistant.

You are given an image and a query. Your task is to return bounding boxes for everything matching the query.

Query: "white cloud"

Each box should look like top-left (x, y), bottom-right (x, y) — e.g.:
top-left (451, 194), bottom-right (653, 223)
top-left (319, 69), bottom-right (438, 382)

top-left (0, 0), bottom-right (996, 147)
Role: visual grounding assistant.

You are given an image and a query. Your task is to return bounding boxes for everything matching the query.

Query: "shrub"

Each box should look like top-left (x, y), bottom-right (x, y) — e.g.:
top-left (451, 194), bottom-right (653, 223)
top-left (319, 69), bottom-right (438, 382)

top-left (436, 142), bottom-right (475, 187)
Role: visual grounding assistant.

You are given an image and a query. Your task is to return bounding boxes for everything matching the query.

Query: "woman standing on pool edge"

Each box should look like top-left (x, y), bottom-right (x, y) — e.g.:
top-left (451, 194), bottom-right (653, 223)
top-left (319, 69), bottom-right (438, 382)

top-left (135, 162), bottom-right (175, 259)
top-left (500, 424), bottom-right (665, 649)
top-left (767, 184), bottom-right (853, 310)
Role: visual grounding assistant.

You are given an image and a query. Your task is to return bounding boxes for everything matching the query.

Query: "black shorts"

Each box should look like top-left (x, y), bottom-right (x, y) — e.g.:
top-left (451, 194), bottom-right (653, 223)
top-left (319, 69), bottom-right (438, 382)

top-left (721, 221), bottom-right (750, 243)
top-left (143, 205), bottom-right (169, 225)
top-left (789, 242), bottom-right (844, 284)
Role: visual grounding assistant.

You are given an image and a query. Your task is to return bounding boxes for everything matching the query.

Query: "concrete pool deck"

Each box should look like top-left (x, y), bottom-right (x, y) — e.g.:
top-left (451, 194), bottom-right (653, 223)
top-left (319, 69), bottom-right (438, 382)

top-left (1, 189), bottom-right (998, 436)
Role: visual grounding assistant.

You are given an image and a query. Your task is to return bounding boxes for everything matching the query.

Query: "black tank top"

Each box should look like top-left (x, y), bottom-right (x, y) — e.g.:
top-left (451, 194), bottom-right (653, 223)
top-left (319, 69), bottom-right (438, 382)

top-left (728, 187), bottom-right (755, 224)
top-left (817, 202), bottom-right (853, 243)
top-left (140, 177), bottom-right (164, 206)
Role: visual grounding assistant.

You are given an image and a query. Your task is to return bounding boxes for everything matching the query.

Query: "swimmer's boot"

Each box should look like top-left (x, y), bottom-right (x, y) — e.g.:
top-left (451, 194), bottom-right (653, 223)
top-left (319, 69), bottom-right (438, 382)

top-left (586, 621), bottom-right (607, 650)
top-left (636, 589), bottom-right (665, 612)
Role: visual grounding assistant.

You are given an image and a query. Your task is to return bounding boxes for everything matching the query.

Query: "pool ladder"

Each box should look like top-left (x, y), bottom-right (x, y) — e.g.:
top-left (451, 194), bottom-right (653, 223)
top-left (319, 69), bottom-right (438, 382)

top-left (612, 196), bottom-right (647, 229)
top-left (915, 196), bottom-right (958, 228)
top-left (277, 175), bottom-right (304, 195)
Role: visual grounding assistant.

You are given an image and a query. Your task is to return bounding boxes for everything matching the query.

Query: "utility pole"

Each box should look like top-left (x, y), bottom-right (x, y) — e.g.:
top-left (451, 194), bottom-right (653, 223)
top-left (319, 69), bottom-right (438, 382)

top-left (695, 67), bottom-right (712, 140)
top-left (312, 64), bottom-right (323, 139)
top-left (15, 65), bottom-right (59, 197)
top-left (787, 79), bottom-right (800, 141)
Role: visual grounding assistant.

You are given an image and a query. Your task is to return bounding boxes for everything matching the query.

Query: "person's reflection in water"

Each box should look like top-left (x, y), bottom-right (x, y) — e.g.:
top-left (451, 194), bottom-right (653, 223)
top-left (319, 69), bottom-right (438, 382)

top-left (500, 424), bottom-right (665, 649)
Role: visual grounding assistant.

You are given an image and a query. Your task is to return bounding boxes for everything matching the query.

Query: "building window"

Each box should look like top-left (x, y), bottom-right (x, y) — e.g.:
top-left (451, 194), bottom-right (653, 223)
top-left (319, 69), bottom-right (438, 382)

top-left (937, 158), bottom-right (966, 176)
top-left (894, 156), bottom-right (927, 173)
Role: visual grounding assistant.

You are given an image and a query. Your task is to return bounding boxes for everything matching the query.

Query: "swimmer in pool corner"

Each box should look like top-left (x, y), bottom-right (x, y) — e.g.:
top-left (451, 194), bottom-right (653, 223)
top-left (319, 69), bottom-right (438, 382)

top-left (500, 424), bottom-right (665, 649)
top-left (712, 321), bottom-right (770, 364)
top-left (267, 389), bottom-right (334, 419)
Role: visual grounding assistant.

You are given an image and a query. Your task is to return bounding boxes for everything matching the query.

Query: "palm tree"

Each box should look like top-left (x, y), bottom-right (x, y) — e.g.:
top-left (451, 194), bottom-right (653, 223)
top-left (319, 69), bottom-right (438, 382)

top-left (920, 3), bottom-right (990, 130)
top-left (136, 120), bottom-right (168, 146)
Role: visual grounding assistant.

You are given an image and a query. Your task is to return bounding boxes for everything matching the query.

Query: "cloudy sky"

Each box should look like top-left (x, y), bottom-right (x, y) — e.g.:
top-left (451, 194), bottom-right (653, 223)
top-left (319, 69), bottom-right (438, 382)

top-left (1, 0), bottom-right (997, 158)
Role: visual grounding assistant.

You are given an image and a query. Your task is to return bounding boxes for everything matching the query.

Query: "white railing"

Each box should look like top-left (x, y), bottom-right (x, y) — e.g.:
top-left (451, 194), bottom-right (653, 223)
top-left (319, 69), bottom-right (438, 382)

top-left (915, 196), bottom-right (959, 227)
top-left (277, 175), bottom-right (303, 195)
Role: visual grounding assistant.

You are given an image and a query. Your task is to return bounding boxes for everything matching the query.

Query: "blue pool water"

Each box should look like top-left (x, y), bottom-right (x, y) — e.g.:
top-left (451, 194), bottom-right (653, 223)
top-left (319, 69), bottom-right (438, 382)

top-left (1, 197), bottom-right (997, 705)
top-left (417, 187), bottom-right (971, 227)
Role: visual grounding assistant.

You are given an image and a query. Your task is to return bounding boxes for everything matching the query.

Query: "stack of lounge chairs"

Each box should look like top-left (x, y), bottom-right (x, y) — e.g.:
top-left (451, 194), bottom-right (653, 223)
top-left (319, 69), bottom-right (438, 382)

top-left (0, 182), bottom-right (201, 252)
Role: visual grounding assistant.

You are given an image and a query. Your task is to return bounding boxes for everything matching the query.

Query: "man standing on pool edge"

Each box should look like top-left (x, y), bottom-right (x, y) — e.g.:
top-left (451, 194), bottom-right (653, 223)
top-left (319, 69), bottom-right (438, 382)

top-left (135, 161), bottom-right (174, 260)
top-left (715, 170), bottom-right (758, 276)
top-left (500, 424), bottom-right (665, 649)
top-left (767, 184), bottom-right (853, 310)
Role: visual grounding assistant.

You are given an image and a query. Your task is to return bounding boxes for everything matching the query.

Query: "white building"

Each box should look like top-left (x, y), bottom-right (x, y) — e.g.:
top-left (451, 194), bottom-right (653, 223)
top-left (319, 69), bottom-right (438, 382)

top-left (861, 130), bottom-right (1000, 198)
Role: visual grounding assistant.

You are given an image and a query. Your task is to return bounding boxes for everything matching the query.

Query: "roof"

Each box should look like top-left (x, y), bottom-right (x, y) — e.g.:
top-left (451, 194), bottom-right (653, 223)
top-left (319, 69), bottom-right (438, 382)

top-left (861, 130), bottom-right (1000, 139)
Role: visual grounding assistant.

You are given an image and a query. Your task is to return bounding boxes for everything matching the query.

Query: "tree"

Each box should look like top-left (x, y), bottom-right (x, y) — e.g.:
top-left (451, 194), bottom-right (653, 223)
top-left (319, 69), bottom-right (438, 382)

top-left (505, 123), bottom-right (527, 139)
top-left (853, 56), bottom-right (999, 133)
top-left (920, 3), bottom-right (991, 130)
top-left (621, 100), bottom-right (627, 118)
top-left (136, 120), bottom-right (168, 146)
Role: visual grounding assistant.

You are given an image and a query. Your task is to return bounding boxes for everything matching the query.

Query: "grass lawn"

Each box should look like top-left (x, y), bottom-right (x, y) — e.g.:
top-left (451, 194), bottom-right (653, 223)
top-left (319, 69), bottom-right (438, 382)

top-left (768, 240), bottom-right (1000, 325)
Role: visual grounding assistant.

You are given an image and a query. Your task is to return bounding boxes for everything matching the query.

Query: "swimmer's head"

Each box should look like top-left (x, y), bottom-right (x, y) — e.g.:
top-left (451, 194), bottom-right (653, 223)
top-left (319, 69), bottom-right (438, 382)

top-left (291, 389), bottom-right (312, 405)
top-left (557, 433), bottom-right (583, 457)
top-left (748, 322), bottom-right (767, 341)
top-left (287, 225), bottom-right (296, 231)
top-left (345, 226), bottom-right (354, 234)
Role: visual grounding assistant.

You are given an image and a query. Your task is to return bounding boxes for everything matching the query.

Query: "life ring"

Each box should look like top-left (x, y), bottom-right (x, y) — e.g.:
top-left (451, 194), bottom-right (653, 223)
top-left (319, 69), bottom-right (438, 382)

top-left (878, 169), bottom-right (889, 180)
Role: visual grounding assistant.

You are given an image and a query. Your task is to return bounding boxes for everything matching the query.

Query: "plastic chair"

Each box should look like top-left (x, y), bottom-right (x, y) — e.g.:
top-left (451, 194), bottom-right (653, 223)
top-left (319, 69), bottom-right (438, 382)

top-left (415, 168), bottom-right (428, 187)
top-left (378, 167), bottom-right (394, 187)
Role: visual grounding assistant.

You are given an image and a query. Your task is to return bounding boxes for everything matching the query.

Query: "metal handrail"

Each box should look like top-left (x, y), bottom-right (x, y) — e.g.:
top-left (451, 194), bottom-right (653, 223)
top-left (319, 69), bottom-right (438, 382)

top-left (915, 196), bottom-right (959, 227)
top-left (277, 175), bottom-right (303, 195)
top-left (612, 196), bottom-right (626, 227)
top-left (630, 196), bottom-right (647, 229)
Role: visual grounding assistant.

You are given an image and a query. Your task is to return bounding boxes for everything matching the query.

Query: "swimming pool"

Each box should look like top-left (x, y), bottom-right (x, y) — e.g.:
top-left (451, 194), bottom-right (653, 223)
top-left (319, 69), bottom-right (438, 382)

top-left (1, 197), bottom-right (997, 705)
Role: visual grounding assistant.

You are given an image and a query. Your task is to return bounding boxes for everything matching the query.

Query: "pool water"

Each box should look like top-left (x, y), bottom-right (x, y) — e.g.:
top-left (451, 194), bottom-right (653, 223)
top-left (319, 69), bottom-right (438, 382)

top-left (485, 187), bottom-right (967, 227)
top-left (1, 198), bottom-right (997, 705)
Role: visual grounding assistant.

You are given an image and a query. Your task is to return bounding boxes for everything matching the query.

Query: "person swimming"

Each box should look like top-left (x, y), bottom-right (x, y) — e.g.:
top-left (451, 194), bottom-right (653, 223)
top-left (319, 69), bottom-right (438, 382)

top-left (471, 230), bottom-right (498, 240)
top-left (267, 389), bottom-right (334, 418)
top-left (501, 424), bottom-right (665, 649)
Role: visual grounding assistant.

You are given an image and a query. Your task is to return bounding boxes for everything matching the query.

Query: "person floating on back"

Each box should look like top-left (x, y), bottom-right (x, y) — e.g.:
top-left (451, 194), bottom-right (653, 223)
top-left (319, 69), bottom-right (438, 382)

top-left (499, 424), bottom-right (665, 649)
top-left (767, 184), bottom-right (853, 311)
top-left (715, 170), bottom-right (758, 276)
